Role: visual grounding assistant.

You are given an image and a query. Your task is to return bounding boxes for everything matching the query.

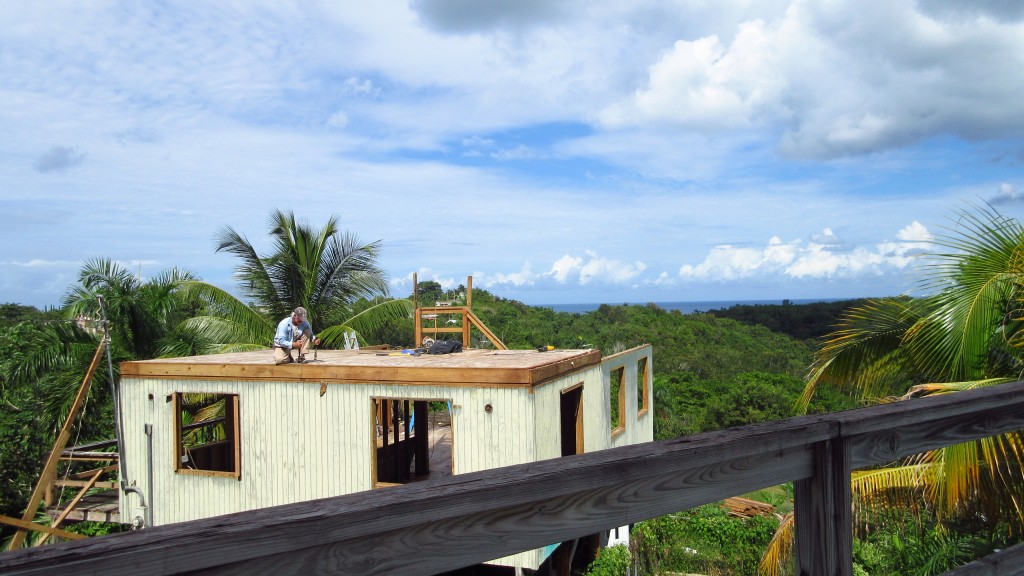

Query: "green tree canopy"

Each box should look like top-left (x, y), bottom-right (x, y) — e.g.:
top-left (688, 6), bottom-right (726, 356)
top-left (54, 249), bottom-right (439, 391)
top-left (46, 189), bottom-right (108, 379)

top-left (191, 210), bottom-right (411, 349)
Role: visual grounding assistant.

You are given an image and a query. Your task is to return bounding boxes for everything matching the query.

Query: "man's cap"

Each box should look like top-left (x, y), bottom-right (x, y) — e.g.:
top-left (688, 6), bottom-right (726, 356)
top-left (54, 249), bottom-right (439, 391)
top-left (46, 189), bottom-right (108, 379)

top-left (293, 307), bottom-right (307, 319)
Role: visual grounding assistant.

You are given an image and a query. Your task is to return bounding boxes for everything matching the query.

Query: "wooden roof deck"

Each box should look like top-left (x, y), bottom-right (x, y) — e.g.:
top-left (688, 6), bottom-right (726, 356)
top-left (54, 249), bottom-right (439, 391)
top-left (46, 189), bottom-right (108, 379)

top-left (120, 348), bottom-right (602, 388)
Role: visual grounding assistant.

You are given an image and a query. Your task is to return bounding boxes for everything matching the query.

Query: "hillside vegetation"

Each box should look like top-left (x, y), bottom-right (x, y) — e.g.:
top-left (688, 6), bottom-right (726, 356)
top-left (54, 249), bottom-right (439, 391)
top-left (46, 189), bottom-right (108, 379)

top-left (388, 287), bottom-right (860, 439)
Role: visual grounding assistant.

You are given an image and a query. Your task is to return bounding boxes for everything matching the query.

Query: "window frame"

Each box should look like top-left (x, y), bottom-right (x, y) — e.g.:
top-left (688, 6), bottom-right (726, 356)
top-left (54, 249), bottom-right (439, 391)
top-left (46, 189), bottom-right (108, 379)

top-left (173, 392), bottom-right (241, 480)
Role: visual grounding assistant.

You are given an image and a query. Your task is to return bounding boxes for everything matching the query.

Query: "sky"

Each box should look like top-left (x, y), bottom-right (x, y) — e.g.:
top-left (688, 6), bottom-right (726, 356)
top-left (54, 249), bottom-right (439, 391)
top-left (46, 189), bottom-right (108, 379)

top-left (2, 1), bottom-right (1024, 308)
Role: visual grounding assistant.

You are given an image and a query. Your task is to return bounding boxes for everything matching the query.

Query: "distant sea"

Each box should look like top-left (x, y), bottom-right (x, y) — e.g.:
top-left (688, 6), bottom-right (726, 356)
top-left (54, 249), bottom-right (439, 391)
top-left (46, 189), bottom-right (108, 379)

top-left (539, 298), bottom-right (845, 315)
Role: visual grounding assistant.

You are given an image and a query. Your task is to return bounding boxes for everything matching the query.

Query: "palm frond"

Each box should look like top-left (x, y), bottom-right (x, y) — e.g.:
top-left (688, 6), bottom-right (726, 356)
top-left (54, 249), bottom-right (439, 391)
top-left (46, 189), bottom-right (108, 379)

top-left (215, 225), bottom-right (280, 313)
top-left (909, 205), bottom-right (1024, 380)
top-left (851, 464), bottom-right (936, 525)
top-left (799, 298), bottom-right (922, 412)
top-left (758, 512), bottom-right (793, 576)
top-left (178, 282), bottom-right (272, 344)
top-left (318, 299), bottom-right (413, 348)
top-left (902, 377), bottom-right (1016, 398)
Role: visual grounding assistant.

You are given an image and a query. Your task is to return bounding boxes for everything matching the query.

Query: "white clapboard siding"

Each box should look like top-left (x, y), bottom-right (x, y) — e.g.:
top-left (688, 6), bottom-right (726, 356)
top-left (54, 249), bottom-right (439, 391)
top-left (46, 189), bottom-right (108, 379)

top-left (602, 346), bottom-right (655, 450)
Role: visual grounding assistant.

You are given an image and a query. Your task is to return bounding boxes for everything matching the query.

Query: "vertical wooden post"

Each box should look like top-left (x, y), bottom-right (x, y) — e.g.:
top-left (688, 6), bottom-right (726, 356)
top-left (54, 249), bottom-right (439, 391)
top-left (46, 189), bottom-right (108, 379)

top-left (413, 272), bottom-right (421, 347)
top-left (794, 438), bottom-right (853, 576)
top-left (463, 276), bottom-right (472, 345)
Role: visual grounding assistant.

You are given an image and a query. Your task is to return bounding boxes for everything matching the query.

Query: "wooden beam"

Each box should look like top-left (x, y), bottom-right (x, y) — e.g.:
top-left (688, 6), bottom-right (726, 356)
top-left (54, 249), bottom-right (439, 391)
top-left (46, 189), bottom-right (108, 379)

top-left (58, 454), bottom-right (119, 463)
top-left (0, 515), bottom-right (85, 542)
top-left (8, 338), bottom-right (105, 550)
top-left (463, 309), bottom-right (508, 350)
top-left (64, 464), bottom-right (118, 481)
top-left (52, 481), bottom-right (118, 489)
top-left (794, 437), bottom-right (852, 576)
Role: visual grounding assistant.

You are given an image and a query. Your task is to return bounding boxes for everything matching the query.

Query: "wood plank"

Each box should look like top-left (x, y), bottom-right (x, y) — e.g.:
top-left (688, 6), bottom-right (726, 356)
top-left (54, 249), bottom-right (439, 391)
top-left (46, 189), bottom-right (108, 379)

top-left (52, 481), bottom-right (118, 489)
top-left (794, 437), bottom-right (852, 576)
top-left (64, 464), bottom-right (117, 481)
top-left (59, 453), bottom-right (118, 462)
top-left (530, 349), bottom-right (602, 385)
top-left (840, 387), bottom-right (1024, 468)
top-left (0, 515), bottom-right (85, 542)
top-left (120, 349), bottom-right (601, 389)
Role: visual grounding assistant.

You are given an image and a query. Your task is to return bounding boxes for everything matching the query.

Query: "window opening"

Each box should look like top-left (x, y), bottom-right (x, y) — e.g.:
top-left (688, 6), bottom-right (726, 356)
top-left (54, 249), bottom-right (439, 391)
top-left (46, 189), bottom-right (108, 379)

top-left (174, 392), bottom-right (240, 478)
top-left (636, 356), bottom-right (650, 416)
top-left (609, 366), bottom-right (625, 436)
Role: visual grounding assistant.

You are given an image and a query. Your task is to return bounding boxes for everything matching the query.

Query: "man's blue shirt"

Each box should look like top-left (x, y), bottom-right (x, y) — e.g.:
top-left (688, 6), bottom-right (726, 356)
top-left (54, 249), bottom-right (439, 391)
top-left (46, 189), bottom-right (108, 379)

top-left (273, 316), bottom-right (296, 349)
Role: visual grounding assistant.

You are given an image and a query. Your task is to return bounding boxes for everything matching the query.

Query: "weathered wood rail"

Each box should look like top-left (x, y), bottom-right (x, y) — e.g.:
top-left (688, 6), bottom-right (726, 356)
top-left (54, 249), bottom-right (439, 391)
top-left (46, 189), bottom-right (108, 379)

top-left (3, 380), bottom-right (1024, 575)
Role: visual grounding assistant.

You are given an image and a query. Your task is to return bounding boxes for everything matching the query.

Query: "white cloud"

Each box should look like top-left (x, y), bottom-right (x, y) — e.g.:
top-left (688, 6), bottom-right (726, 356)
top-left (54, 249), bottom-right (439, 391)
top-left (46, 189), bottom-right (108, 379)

top-left (990, 182), bottom-right (1021, 205)
top-left (1, 2), bottom-right (1020, 308)
top-left (680, 223), bottom-right (931, 281)
top-left (478, 262), bottom-right (538, 287)
top-left (599, 0), bottom-right (1024, 159)
top-left (2, 259), bottom-right (80, 268)
top-left (341, 77), bottom-right (377, 97)
top-left (491, 145), bottom-right (538, 161)
top-left (543, 251), bottom-right (646, 286)
top-left (601, 20), bottom-right (789, 131)
top-left (577, 251), bottom-right (647, 285)
top-left (327, 111), bottom-right (350, 129)
top-left (549, 255), bottom-right (582, 283)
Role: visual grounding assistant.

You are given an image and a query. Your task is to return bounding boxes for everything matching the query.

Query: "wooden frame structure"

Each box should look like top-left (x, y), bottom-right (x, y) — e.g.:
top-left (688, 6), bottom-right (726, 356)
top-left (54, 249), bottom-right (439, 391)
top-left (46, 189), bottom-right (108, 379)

top-left (1, 336), bottom-right (119, 550)
top-left (3, 377), bottom-right (1023, 575)
top-left (413, 274), bottom-right (507, 350)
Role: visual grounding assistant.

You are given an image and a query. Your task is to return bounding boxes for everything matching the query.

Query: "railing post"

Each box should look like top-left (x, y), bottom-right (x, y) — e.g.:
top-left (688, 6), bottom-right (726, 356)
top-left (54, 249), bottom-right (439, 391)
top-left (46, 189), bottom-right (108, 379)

top-left (794, 437), bottom-right (852, 576)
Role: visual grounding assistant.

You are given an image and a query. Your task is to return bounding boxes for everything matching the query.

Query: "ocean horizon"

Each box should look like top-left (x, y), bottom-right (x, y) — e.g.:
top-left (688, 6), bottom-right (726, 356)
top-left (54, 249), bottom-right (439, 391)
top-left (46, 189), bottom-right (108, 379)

top-left (538, 298), bottom-right (849, 315)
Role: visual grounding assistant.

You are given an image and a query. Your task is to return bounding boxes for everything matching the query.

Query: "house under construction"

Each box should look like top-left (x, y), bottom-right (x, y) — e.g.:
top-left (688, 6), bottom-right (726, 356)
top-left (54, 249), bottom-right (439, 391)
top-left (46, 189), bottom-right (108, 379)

top-left (5, 277), bottom-right (655, 573)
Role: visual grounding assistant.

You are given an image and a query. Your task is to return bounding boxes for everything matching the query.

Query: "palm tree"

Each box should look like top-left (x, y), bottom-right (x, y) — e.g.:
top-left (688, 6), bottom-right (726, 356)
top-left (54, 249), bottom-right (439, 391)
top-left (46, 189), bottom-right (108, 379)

top-left (62, 258), bottom-right (204, 359)
top-left (189, 210), bottom-right (411, 349)
top-left (761, 204), bottom-right (1024, 575)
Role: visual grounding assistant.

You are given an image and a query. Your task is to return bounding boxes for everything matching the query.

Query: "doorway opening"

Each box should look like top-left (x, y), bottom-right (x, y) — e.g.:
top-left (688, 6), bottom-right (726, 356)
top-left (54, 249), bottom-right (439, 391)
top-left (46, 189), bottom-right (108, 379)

top-left (560, 384), bottom-right (584, 457)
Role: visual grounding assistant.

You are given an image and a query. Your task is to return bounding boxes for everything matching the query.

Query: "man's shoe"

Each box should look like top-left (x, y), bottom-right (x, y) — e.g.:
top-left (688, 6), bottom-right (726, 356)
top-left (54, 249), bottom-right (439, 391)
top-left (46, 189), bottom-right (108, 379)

top-left (297, 355), bottom-right (306, 364)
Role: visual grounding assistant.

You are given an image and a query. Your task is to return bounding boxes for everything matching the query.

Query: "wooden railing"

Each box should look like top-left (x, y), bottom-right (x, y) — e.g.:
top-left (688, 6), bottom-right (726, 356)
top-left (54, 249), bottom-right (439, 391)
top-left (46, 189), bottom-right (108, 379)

top-left (4, 380), bottom-right (1024, 575)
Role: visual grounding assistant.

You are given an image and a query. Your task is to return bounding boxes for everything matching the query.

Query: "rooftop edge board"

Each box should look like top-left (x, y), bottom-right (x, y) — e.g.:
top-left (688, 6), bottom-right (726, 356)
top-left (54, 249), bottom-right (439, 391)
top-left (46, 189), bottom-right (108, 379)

top-left (120, 348), bottom-right (602, 388)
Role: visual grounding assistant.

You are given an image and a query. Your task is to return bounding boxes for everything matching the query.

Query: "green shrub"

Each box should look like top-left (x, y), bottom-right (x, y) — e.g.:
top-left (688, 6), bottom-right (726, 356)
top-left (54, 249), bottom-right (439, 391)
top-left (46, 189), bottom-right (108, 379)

top-left (584, 544), bottom-right (631, 576)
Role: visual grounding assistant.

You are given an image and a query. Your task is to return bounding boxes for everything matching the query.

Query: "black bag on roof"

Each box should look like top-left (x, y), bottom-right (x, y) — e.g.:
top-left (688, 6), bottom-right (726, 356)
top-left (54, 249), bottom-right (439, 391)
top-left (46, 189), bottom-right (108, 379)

top-left (427, 340), bottom-right (463, 354)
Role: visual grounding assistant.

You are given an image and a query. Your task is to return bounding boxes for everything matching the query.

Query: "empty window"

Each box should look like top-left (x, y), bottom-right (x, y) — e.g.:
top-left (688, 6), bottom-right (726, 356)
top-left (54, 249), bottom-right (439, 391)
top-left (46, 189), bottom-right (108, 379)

top-left (174, 392), bottom-right (240, 478)
top-left (609, 366), bottom-right (625, 436)
top-left (636, 356), bottom-right (650, 416)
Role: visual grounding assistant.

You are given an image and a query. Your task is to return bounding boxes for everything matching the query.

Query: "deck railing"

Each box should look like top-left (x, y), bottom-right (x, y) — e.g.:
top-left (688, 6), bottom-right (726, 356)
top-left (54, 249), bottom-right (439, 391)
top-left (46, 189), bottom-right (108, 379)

top-left (3, 380), bottom-right (1024, 575)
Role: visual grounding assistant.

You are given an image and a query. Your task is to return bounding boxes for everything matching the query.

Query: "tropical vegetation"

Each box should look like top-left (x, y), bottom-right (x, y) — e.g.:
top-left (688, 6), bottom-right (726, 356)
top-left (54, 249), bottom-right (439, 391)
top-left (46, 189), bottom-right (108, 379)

top-left (759, 204), bottom-right (1024, 575)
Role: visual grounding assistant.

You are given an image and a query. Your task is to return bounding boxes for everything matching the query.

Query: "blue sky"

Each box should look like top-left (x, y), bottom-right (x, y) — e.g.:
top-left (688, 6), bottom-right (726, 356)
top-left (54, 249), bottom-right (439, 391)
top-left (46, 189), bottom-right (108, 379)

top-left (3, 1), bottom-right (1024, 308)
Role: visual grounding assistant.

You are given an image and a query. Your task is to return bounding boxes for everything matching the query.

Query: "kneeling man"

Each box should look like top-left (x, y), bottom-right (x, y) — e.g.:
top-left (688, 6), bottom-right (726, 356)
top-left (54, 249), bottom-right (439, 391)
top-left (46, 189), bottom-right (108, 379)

top-left (273, 307), bottom-right (320, 364)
